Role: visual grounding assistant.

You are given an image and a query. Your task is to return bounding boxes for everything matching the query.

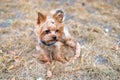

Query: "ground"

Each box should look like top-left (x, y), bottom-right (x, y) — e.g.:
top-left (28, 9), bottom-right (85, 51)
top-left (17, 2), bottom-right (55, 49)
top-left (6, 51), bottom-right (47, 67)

top-left (0, 0), bottom-right (120, 80)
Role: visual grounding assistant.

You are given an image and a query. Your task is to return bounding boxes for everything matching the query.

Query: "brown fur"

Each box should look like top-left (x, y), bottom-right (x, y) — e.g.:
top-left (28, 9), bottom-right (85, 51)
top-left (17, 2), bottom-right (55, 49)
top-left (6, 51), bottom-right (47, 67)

top-left (35, 10), bottom-right (80, 64)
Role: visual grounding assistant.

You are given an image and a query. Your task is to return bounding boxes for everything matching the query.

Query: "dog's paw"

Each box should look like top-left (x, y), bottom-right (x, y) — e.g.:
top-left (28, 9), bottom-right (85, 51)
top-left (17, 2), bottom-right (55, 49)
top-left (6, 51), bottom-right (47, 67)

top-left (74, 42), bottom-right (81, 59)
top-left (55, 54), bottom-right (65, 63)
top-left (46, 69), bottom-right (52, 78)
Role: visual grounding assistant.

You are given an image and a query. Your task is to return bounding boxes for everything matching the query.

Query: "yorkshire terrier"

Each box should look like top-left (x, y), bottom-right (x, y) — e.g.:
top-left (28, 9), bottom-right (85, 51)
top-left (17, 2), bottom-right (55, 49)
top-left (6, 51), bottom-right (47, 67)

top-left (35, 10), bottom-right (81, 64)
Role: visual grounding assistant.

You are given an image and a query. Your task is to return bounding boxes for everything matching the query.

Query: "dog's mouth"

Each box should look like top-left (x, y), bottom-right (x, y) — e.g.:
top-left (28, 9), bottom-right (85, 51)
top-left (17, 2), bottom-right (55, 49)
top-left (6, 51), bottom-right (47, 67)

top-left (48, 39), bottom-right (57, 43)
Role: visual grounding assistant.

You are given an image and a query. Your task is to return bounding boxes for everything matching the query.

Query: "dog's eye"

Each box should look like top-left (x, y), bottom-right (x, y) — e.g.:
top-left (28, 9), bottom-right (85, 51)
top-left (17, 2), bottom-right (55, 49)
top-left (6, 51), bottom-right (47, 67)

top-left (56, 29), bottom-right (59, 32)
top-left (45, 30), bottom-right (50, 34)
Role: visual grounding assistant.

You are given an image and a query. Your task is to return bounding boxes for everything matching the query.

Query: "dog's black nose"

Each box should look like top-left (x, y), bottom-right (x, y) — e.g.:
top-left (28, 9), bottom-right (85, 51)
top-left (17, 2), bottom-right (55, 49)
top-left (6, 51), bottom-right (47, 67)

top-left (52, 36), bottom-right (56, 40)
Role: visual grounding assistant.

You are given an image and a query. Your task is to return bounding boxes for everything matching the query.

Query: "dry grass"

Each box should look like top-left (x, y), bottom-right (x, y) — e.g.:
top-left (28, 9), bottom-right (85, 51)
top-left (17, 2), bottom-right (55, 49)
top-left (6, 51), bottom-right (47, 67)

top-left (0, 0), bottom-right (120, 80)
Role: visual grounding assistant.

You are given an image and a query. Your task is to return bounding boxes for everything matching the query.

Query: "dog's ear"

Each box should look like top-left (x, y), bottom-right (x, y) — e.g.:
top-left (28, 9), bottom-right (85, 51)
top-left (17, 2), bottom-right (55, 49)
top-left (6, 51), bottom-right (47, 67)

top-left (53, 10), bottom-right (64, 23)
top-left (37, 12), bottom-right (46, 24)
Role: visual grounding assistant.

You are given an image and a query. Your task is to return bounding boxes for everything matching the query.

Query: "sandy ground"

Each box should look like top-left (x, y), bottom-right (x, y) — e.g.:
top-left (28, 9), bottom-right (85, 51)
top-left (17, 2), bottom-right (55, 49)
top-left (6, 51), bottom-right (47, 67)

top-left (0, 0), bottom-right (120, 80)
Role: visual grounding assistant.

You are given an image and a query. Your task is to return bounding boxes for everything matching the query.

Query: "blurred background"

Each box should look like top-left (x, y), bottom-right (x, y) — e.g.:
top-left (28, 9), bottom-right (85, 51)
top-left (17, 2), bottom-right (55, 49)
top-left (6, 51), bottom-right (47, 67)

top-left (0, 0), bottom-right (120, 80)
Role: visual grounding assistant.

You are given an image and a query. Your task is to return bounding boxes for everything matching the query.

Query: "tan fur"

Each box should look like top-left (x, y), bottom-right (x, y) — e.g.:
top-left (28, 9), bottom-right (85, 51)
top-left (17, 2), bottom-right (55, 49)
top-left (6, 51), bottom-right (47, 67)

top-left (35, 10), bottom-right (81, 63)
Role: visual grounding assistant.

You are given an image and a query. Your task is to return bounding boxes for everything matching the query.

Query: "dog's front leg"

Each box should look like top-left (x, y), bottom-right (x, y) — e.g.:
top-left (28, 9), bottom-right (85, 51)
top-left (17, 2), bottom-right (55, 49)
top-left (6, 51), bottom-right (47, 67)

top-left (36, 46), bottom-right (51, 63)
top-left (64, 27), bottom-right (81, 59)
top-left (53, 42), bottom-right (65, 63)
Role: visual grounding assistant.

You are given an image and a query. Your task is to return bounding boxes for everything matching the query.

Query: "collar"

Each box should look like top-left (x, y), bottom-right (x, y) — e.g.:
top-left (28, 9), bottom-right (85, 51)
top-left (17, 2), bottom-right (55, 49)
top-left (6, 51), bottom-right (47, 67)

top-left (40, 41), bottom-right (56, 46)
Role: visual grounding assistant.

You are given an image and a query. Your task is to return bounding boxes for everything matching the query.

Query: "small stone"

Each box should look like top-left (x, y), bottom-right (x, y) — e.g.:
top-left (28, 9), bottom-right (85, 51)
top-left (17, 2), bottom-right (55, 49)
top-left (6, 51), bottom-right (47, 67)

top-left (81, 45), bottom-right (85, 48)
top-left (36, 45), bottom-right (40, 51)
top-left (36, 77), bottom-right (42, 80)
top-left (105, 28), bottom-right (109, 33)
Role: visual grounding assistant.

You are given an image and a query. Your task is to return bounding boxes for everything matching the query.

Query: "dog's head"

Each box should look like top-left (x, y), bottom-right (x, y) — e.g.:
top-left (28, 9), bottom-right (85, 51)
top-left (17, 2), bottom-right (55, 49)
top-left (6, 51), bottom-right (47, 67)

top-left (36, 10), bottom-right (64, 45)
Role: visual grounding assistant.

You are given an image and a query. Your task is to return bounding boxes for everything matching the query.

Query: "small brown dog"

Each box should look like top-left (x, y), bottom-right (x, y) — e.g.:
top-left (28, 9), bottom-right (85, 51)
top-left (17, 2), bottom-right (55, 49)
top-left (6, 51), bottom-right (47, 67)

top-left (35, 10), bottom-right (80, 64)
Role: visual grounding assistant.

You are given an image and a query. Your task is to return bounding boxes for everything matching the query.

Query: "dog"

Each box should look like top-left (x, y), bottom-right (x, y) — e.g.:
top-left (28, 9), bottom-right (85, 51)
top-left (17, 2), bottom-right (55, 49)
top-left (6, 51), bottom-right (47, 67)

top-left (35, 9), bottom-right (81, 64)
top-left (35, 9), bottom-right (81, 77)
